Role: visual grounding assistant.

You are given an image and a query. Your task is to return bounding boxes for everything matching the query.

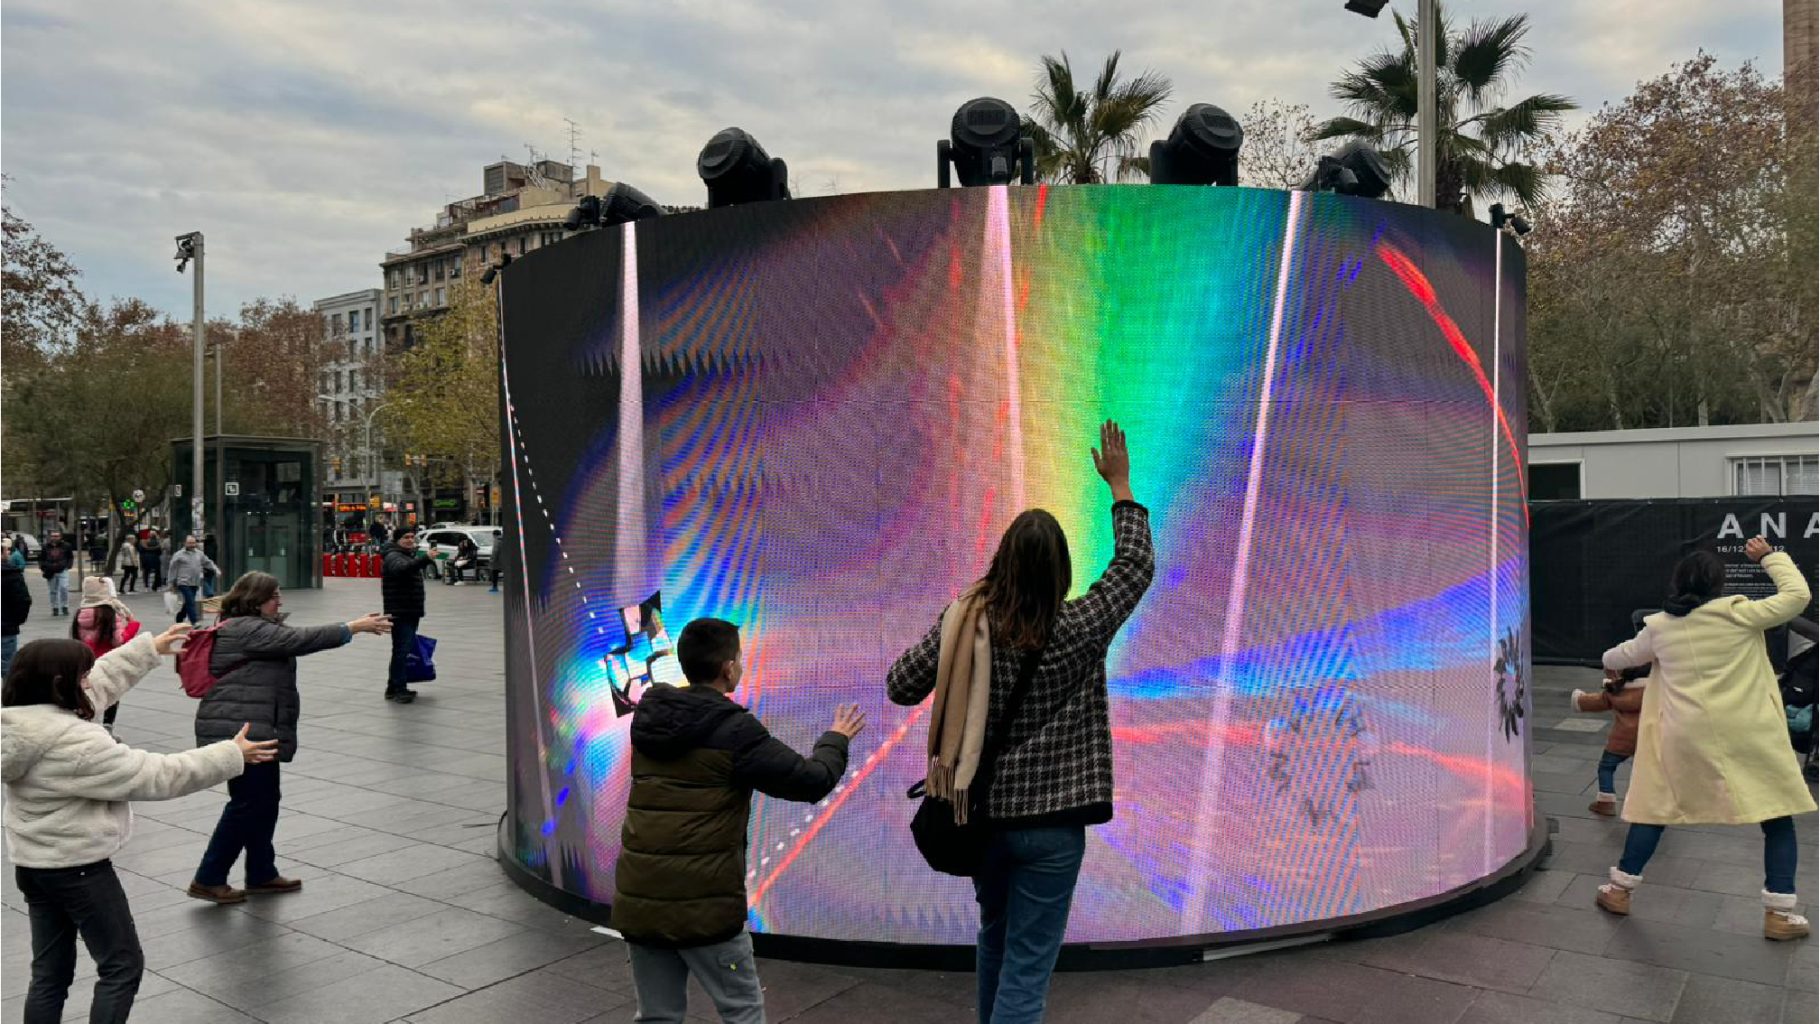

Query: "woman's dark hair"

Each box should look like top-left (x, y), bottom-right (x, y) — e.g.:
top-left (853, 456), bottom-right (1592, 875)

top-left (71, 604), bottom-right (119, 649)
top-left (219, 571), bottom-right (281, 620)
top-left (3, 639), bottom-right (98, 720)
top-left (1664, 550), bottom-right (1726, 617)
top-left (972, 509), bottom-right (1072, 650)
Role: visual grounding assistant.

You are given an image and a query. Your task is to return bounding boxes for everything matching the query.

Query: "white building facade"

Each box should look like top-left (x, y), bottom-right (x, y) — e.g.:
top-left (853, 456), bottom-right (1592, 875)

top-left (312, 288), bottom-right (384, 517)
top-left (1529, 422), bottom-right (1819, 500)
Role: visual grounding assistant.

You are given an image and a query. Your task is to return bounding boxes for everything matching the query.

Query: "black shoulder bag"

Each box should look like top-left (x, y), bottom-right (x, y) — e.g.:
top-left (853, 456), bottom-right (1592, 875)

top-left (905, 646), bottom-right (1044, 878)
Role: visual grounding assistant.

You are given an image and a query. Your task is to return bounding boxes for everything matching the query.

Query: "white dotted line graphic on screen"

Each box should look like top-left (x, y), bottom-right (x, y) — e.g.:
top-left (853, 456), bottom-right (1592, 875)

top-left (505, 402), bottom-right (610, 641)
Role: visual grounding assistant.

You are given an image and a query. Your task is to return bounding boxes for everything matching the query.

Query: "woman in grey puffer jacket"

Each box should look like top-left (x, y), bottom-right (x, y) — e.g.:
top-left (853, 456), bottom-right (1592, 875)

top-left (186, 572), bottom-right (390, 904)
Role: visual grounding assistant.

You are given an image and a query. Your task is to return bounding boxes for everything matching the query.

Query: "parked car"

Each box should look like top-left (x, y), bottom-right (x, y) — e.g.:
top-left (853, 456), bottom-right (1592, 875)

top-left (420, 526), bottom-right (495, 569)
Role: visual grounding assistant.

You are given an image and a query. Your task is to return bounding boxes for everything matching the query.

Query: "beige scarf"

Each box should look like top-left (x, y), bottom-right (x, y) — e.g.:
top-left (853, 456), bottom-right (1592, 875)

top-left (925, 594), bottom-right (994, 824)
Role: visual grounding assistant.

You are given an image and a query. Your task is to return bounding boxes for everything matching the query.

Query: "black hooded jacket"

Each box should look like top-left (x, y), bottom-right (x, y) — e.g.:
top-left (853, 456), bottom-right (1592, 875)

top-left (2, 562), bottom-right (31, 637)
top-left (609, 683), bottom-right (850, 947)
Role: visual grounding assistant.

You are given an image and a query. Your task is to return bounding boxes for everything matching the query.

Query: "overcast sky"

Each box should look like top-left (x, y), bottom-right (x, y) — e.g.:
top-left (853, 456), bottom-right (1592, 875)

top-left (0, 0), bottom-right (1787, 319)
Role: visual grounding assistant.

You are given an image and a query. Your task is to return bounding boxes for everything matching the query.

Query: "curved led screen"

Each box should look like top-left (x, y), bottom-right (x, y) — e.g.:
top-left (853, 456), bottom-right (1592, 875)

top-left (498, 185), bottom-right (1532, 948)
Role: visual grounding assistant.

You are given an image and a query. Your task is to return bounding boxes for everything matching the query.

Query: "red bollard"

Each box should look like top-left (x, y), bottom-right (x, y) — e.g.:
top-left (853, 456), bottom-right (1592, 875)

top-left (367, 553), bottom-right (382, 578)
top-left (321, 554), bottom-right (331, 578)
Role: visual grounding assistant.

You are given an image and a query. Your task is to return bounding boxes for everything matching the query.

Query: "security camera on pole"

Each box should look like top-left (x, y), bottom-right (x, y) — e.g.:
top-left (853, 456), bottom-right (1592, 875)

top-left (174, 232), bottom-right (205, 545)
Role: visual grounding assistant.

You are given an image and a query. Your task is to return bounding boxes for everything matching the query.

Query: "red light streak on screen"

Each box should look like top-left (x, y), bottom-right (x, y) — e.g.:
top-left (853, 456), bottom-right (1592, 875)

top-left (1374, 242), bottom-right (1528, 516)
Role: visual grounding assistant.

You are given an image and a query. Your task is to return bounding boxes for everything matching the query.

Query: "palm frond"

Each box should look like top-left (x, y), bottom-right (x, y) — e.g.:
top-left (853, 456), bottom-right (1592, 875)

top-left (1310, 116), bottom-right (1387, 143)
top-left (1093, 51), bottom-right (1122, 104)
top-left (1332, 53), bottom-right (1418, 122)
top-left (1452, 15), bottom-right (1531, 103)
top-left (1117, 154), bottom-right (1150, 182)
top-left (1474, 93), bottom-right (1577, 150)
top-left (1490, 161), bottom-right (1547, 206)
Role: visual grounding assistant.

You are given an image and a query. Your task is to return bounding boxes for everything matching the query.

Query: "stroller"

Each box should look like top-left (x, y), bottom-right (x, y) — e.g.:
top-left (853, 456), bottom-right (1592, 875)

top-left (1780, 617), bottom-right (1818, 782)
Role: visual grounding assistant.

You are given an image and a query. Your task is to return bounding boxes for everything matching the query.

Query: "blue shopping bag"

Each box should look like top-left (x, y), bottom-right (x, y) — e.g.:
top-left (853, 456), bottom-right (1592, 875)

top-left (404, 634), bottom-right (437, 683)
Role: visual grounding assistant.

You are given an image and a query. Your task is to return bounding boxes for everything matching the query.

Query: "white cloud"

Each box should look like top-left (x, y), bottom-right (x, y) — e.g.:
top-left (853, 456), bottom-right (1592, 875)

top-left (0, 0), bottom-right (1787, 317)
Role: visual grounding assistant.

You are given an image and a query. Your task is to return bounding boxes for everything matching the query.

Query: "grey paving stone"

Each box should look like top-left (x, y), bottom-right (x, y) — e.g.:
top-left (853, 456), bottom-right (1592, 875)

top-left (1667, 973), bottom-right (1785, 1024)
top-left (1511, 869), bottom-right (1579, 905)
top-left (139, 914), bottom-right (293, 971)
top-left (159, 944), bottom-right (389, 1012)
top-left (287, 890), bottom-right (449, 942)
top-left (233, 871), bottom-right (395, 924)
top-left (1784, 988), bottom-right (1818, 1024)
top-left (1188, 997), bottom-right (1303, 1024)
top-left (1456, 990), bottom-right (1628, 1024)
top-left (110, 985), bottom-right (262, 1023)
top-left (338, 905), bottom-right (527, 968)
top-left (1530, 951), bottom-right (1687, 1022)
top-left (250, 962), bottom-right (464, 1024)
top-left (1446, 900), bottom-right (1622, 956)
top-left (403, 971), bottom-right (630, 1024)
top-left (416, 927), bottom-right (604, 990)
top-left (1351, 929), bottom-right (1558, 994)
top-left (1227, 956), bottom-right (1479, 1024)
top-left (1556, 874), bottom-right (1724, 928)
top-left (784, 981), bottom-right (976, 1024)
top-left (1604, 914), bottom-right (1795, 986)
top-left (333, 842), bottom-right (493, 885)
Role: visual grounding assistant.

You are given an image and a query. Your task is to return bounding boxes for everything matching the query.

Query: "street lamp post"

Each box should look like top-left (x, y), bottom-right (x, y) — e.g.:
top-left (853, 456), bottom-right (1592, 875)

top-left (174, 232), bottom-right (205, 542)
top-left (1417, 0), bottom-right (1437, 208)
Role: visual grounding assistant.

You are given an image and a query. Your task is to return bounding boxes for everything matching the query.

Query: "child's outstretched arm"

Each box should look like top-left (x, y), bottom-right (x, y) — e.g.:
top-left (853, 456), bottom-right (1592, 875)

top-left (83, 626), bottom-right (187, 711)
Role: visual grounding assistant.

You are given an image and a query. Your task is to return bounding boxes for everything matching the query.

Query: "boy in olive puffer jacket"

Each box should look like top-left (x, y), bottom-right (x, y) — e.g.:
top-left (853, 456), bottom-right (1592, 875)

top-left (610, 618), bottom-right (865, 1024)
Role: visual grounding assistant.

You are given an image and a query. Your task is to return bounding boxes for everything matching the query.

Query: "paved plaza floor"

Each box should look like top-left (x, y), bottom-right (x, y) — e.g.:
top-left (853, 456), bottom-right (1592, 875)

top-left (1, 573), bottom-right (1814, 1023)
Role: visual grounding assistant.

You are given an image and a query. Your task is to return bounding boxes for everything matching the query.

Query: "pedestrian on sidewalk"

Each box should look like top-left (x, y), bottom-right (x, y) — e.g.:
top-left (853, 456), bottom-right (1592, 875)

top-left (187, 572), bottom-right (390, 904)
top-left (138, 531), bottom-right (163, 593)
top-left (886, 420), bottom-right (1153, 1024)
top-left (1596, 536), bottom-right (1816, 941)
top-left (39, 530), bottom-right (75, 618)
top-left (3, 541), bottom-right (32, 678)
top-left (3, 628), bottom-right (278, 1024)
top-left (116, 537), bottom-right (139, 594)
top-left (381, 529), bottom-right (429, 703)
top-left (611, 618), bottom-right (864, 1024)
top-left (1571, 667), bottom-right (1649, 816)
top-left (165, 535), bottom-right (218, 627)
top-left (72, 578), bottom-right (141, 734)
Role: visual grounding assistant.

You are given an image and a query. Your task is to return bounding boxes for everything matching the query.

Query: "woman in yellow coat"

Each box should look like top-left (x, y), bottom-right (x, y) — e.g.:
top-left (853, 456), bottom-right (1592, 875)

top-left (1597, 535), bottom-right (1816, 940)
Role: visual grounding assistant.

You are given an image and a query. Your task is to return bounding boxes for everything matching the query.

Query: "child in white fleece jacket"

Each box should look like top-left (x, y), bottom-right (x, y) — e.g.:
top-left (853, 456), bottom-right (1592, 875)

top-left (2, 626), bottom-right (276, 1024)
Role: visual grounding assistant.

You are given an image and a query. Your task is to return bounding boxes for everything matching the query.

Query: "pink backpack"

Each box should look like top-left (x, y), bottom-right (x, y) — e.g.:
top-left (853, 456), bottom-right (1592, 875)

top-left (174, 624), bottom-right (244, 699)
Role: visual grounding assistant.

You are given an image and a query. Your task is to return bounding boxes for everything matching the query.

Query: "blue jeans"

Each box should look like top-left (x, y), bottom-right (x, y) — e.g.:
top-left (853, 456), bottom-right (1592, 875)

top-left (973, 825), bottom-right (1086, 1024)
top-left (1596, 750), bottom-right (1630, 795)
top-left (194, 763), bottom-right (281, 887)
top-left (1621, 816), bottom-right (1799, 893)
top-left (387, 615), bottom-right (420, 692)
top-left (2, 635), bottom-right (16, 679)
top-left (46, 571), bottom-right (69, 613)
top-left (175, 585), bottom-right (200, 626)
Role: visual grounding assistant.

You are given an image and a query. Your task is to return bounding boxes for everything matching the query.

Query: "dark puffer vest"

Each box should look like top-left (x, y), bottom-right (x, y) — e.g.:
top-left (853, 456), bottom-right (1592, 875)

top-left (610, 684), bottom-right (850, 947)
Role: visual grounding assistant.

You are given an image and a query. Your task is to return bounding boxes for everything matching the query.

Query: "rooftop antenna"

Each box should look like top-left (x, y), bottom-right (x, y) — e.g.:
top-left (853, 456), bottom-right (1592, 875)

top-left (564, 118), bottom-right (583, 177)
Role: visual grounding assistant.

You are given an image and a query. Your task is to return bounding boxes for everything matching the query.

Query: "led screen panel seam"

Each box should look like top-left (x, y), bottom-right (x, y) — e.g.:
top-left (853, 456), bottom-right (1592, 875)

top-left (494, 183), bottom-right (1540, 964)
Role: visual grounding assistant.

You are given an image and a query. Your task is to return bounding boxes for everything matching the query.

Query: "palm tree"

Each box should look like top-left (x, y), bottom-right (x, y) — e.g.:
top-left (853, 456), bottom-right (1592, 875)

top-left (1312, 3), bottom-right (1574, 215)
top-left (1023, 51), bottom-right (1173, 184)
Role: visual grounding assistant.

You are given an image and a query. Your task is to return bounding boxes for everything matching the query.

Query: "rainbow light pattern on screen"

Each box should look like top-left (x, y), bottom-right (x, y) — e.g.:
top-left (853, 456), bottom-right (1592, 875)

top-left (498, 184), bottom-right (1532, 946)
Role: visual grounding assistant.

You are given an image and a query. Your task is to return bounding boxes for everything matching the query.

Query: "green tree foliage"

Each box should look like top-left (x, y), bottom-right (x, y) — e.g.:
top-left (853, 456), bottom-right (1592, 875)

top-left (1314, 2), bottom-right (1575, 214)
top-left (380, 278), bottom-right (500, 522)
top-left (1023, 51), bottom-right (1173, 184)
top-left (1527, 55), bottom-right (1817, 430)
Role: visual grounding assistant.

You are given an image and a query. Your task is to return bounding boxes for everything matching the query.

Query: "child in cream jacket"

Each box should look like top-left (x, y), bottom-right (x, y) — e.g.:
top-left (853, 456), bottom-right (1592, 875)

top-left (2, 626), bottom-right (276, 1023)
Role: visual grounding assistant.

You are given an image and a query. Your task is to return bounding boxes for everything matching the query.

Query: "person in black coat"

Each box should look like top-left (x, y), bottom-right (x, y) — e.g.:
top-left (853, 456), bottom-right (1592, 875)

top-left (381, 530), bottom-right (429, 704)
top-left (2, 547), bottom-right (32, 677)
top-left (187, 571), bottom-right (389, 903)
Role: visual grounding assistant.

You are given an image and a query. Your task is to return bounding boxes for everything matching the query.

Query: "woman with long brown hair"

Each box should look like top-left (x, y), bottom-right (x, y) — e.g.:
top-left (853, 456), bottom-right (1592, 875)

top-left (888, 421), bottom-right (1153, 1024)
top-left (186, 572), bottom-right (391, 904)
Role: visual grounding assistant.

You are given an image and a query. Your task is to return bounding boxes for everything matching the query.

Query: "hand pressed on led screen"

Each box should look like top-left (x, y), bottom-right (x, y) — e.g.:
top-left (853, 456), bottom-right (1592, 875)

top-left (830, 703), bottom-right (866, 739)
top-left (1092, 420), bottom-right (1135, 504)
top-left (1745, 536), bottom-right (1774, 563)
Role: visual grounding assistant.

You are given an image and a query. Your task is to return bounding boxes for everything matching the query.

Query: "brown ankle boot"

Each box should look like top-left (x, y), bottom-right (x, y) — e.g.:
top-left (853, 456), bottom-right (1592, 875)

top-left (1763, 892), bottom-right (1811, 941)
top-left (1595, 867), bottom-right (1641, 916)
